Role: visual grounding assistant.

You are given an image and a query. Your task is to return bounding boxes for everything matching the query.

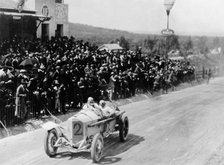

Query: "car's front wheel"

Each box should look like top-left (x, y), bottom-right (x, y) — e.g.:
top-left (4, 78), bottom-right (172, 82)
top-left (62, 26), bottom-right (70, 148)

top-left (44, 129), bottom-right (58, 157)
top-left (91, 133), bottom-right (104, 162)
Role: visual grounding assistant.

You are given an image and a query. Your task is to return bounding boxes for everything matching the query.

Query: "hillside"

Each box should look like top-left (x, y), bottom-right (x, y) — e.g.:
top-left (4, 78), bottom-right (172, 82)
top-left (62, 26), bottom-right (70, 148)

top-left (68, 23), bottom-right (224, 56)
top-left (69, 23), bottom-right (152, 46)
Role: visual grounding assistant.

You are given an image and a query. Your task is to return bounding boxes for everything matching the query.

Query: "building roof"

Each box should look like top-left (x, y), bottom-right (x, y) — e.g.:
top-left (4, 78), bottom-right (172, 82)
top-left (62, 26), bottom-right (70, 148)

top-left (0, 0), bottom-right (49, 20)
top-left (0, 11), bottom-right (50, 19)
top-left (98, 44), bottom-right (123, 51)
top-left (169, 56), bottom-right (184, 61)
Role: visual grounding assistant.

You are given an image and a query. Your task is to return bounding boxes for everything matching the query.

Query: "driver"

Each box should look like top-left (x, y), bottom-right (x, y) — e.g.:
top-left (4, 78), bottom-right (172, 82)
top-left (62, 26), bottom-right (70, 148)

top-left (99, 100), bottom-right (115, 117)
top-left (83, 97), bottom-right (103, 117)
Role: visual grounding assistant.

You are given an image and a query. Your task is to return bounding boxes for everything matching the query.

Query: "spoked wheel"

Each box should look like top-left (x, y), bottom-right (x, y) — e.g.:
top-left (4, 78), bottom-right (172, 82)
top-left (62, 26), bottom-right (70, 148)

top-left (44, 129), bottom-right (58, 157)
top-left (91, 133), bottom-right (104, 162)
top-left (119, 116), bottom-right (129, 142)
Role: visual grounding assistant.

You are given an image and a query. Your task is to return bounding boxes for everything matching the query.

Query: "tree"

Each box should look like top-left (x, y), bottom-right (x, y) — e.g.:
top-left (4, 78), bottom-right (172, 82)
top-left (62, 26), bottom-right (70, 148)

top-left (197, 36), bottom-right (209, 55)
top-left (153, 35), bottom-right (180, 57)
top-left (213, 37), bottom-right (220, 48)
top-left (166, 35), bottom-right (180, 51)
top-left (143, 36), bottom-right (156, 51)
top-left (153, 36), bottom-right (166, 56)
top-left (119, 36), bottom-right (129, 50)
top-left (180, 36), bottom-right (193, 57)
top-left (185, 36), bottom-right (193, 51)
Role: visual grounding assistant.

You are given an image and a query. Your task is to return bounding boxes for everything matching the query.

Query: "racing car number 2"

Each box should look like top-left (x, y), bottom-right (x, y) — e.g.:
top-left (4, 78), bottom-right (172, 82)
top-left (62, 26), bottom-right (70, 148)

top-left (73, 123), bottom-right (83, 135)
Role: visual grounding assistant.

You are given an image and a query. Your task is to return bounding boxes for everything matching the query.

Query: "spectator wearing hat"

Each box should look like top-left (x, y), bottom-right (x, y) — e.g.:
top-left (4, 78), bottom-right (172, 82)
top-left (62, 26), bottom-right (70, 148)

top-left (98, 76), bottom-right (108, 100)
top-left (77, 77), bottom-right (85, 108)
top-left (108, 72), bottom-right (116, 101)
top-left (45, 84), bottom-right (55, 114)
top-left (15, 78), bottom-right (28, 122)
top-left (59, 83), bottom-right (66, 114)
top-left (0, 66), bottom-right (11, 84)
top-left (27, 75), bottom-right (40, 118)
top-left (54, 80), bottom-right (61, 114)
top-left (0, 82), bottom-right (7, 123)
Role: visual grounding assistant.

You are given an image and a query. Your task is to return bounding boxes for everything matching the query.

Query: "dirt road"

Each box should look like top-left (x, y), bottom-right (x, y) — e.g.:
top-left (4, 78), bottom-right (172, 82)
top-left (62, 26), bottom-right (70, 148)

top-left (1, 77), bottom-right (224, 165)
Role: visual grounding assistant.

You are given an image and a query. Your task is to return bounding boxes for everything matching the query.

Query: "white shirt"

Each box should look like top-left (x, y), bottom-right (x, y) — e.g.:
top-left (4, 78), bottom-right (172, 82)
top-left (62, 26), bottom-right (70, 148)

top-left (101, 106), bottom-right (115, 117)
top-left (83, 103), bottom-right (103, 117)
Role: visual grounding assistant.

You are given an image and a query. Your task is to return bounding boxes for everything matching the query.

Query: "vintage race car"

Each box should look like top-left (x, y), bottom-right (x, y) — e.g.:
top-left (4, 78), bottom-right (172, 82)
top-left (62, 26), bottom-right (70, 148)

top-left (42, 103), bottom-right (129, 162)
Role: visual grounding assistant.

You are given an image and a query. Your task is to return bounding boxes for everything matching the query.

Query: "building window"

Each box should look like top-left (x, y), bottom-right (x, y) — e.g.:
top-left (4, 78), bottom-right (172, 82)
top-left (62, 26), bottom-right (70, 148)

top-left (55, 0), bottom-right (62, 3)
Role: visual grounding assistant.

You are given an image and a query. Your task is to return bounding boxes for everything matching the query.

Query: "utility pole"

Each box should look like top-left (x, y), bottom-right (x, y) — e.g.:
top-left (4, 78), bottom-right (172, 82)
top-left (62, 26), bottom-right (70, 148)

top-left (161, 0), bottom-right (176, 94)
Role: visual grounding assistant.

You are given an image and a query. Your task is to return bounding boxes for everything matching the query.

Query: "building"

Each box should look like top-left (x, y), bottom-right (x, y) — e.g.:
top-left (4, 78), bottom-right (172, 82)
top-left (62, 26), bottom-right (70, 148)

top-left (35, 0), bottom-right (69, 39)
top-left (98, 44), bottom-right (123, 52)
top-left (0, 0), bottom-right (50, 41)
top-left (0, 0), bottom-right (69, 41)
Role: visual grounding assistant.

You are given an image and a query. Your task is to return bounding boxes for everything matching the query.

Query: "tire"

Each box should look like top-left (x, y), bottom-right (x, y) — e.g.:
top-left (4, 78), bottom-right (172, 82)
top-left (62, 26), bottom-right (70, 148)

top-left (44, 129), bottom-right (58, 157)
top-left (91, 133), bottom-right (104, 163)
top-left (119, 116), bottom-right (129, 142)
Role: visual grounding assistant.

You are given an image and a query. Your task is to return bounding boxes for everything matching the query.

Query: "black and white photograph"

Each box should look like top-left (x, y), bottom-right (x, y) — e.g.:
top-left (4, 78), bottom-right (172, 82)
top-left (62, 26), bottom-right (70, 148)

top-left (0, 0), bottom-right (224, 164)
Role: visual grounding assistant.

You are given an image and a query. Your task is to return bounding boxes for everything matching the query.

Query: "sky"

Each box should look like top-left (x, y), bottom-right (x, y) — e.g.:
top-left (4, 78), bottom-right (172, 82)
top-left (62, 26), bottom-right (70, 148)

top-left (23, 0), bottom-right (224, 36)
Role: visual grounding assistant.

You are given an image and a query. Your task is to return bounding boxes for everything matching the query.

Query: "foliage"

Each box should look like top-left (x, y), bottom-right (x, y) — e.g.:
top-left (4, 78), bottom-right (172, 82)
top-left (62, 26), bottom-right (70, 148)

top-left (197, 36), bottom-right (209, 54)
top-left (119, 36), bottom-right (129, 50)
top-left (110, 36), bottom-right (130, 50)
top-left (213, 37), bottom-right (220, 48)
top-left (179, 36), bottom-right (193, 57)
top-left (166, 35), bottom-right (180, 51)
top-left (69, 22), bottom-right (224, 58)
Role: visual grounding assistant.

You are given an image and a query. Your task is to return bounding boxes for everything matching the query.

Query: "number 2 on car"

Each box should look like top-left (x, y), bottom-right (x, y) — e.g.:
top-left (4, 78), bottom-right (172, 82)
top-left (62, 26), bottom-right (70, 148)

top-left (73, 123), bottom-right (83, 135)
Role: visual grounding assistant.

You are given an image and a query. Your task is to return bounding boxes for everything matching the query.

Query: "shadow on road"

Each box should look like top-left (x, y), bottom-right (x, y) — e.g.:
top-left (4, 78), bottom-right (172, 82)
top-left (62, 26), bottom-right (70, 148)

top-left (98, 134), bottom-right (145, 164)
top-left (97, 156), bottom-right (122, 164)
top-left (54, 134), bottom-right (144, 164)
top-left (55, 151), bottom-right (90, 160)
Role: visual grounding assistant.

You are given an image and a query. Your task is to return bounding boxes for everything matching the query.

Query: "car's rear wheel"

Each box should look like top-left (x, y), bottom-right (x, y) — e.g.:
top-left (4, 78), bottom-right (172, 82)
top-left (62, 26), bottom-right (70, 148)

top-left (91, 133), bottom-right (104, 162)
top-left (44, 129), bottom-right (58, 157)
top-left (119, 116), bottom-right (129, 142)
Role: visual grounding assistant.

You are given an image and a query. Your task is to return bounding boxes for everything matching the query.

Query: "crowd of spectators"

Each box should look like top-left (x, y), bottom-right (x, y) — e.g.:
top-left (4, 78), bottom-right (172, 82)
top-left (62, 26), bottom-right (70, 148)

top-left (0, 36), bottom-right (195, 126)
